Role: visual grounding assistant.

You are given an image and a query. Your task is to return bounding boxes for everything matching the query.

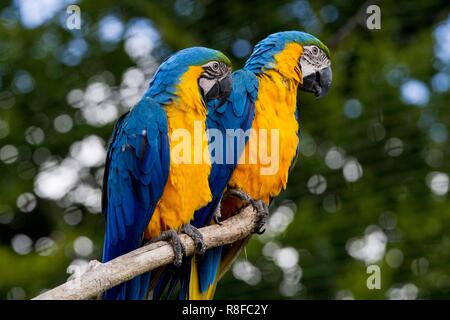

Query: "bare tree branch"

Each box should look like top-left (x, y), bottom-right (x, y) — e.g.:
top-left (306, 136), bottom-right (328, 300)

top-left (32, 205), bottom-right (257, 300)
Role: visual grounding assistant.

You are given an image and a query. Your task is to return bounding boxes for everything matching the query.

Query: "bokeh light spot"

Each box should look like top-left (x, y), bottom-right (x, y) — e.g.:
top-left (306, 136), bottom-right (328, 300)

top-left (232, 39), bottom-right (252, 58)
top-left (54, 114), bottom-right (74, 133)
top-left (342, 158), bottom-right (363, 182)
top-left (73, 236), bottom-right (94, 257)
top-left (16, 192), bottom-right (36, 212)
top-left (400, 79), bottom-right (430, 107)
top-left (426, 172), bottom-right (449, 196)
top-left (25, 126), bottom-right (45, 145)
top-left (343, 99), bottom-right (363, 119)
top-left (385, 137), bottom-right (404, 157)
top-left (0, 144), bottom-right (19, 164)
top-left (307, 174), bottom-right (327, 194)
top-left (11, 233), bottom-right (33, 255)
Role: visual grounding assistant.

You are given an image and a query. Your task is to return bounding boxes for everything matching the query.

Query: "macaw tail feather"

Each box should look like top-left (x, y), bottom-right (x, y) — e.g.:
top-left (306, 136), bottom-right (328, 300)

top-left (151, 246), bottom-right (222, 300)
top-left (103, 272), bottom-right (151, 300)
top-left (182, 193), bottom-right (252, 299)
top-left (189, 238), bottom-right (249, 300)
top-left (188, 246), bottom-right (223, 300)
top-left (151, 193), bottom-right (253, 300)
top-left (150, 239), bottom-right (247, 300)
top-left (102, 233), bottom-right (152, 300)
top-left (152, 260), bottom-right (190, 299)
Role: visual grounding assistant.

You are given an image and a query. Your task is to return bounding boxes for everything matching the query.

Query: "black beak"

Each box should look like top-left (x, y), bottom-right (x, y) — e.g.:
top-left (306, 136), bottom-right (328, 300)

top-left (300, 66), bottom-right (332, 98)
top-left (204, 73), bottom-right (232, 106)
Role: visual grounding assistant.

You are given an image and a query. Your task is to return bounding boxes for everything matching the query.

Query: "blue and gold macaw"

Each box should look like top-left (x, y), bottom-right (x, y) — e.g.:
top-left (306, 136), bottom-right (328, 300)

top-left (152, 69), bottom-right (257, 299)
top-left (154, 31), bottom-right (332, 299)
top-left (101, 47), bottom-right (232, 300)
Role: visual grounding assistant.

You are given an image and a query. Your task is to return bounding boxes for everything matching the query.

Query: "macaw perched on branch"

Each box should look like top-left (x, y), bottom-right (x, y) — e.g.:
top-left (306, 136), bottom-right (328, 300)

top-left (101, 47), bottom-right (232, 300)
top-left (154, 31), bottom-right (332, 299)
top-left (213, 31), bottom-right (332, 298)
top-left (152, 68), bottom-right (257, 300)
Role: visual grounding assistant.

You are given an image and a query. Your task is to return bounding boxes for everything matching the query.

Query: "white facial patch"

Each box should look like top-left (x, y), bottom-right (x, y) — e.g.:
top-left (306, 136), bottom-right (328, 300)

top-left (198, 77), bottom-right (215, 95)
top-left (299, 59), bottom-right (316, 78)
top-left (299, 45), bottom-right (331, 78)
top-left (199, 60), bottom-right (230, 96)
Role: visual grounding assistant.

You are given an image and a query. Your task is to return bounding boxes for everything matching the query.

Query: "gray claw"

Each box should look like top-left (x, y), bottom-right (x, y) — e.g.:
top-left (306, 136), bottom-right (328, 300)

top-left (182, 223), bottom-right (206, 255)
top-left (148, 229), bottom-right (186, 267)
top-left (214, 215), bottom-right (222, 225)
top-left (253, 200), bottom-right (269, 234)
top-left (227, 188), bottom-right (254, 204)
top-left (213, 201), bottom-right (222, 225)
top-left (227, 189), bottom-right (269, 234)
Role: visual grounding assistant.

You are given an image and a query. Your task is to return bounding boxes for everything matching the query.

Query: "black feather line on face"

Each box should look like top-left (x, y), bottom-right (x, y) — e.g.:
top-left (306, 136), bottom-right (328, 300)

top-left (200, 72), bottom-right (216, 80)
top-left (303, 47), bottom-right (330, 69)
top-left (200, 62), bottom-right (228, 80)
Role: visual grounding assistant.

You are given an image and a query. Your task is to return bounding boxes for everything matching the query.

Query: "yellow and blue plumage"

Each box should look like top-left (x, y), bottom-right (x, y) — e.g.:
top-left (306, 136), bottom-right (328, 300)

top-left (182, 31), bottom-right (333, 299)
top-left (152, 69), bottom-right (258, 299)
top-left (101, 47), bottom-right (232, 300)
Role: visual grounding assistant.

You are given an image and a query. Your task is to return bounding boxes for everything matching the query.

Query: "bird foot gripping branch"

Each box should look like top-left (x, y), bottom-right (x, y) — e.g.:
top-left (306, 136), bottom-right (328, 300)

top-left (146, 230), bottom-right (186, 267)
top-left (226, 189), bottom-right (269, 234)
top-left (181, 223), bottom-right (206, 255)
top-left (145, 223), bottom-right (206, 267)
top-left (33, 204), bottom-right (259, 300)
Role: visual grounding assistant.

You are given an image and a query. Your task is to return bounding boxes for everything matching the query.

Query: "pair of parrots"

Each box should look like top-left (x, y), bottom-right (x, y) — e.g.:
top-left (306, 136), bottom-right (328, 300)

top-left (101, 31), bottom-right (332, 300)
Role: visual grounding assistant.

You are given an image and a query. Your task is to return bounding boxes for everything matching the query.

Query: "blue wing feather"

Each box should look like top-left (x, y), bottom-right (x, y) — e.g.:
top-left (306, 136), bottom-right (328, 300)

top-left (102, 96), bottom-right (170, 300)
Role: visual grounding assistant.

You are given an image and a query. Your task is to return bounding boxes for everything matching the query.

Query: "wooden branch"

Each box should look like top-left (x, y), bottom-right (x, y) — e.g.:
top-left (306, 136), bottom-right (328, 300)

top-left (32, 205), bottom-right (257, 300)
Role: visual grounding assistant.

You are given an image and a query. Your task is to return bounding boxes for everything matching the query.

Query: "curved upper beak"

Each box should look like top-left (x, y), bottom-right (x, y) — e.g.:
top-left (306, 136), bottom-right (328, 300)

top-left (204, 72), bottom-right (232, 105)
top-left (300, 66), bottom-right (332, 98)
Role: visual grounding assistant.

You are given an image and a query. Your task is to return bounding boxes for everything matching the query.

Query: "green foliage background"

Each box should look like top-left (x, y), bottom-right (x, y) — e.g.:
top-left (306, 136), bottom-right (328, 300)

top-left (0, 0), bottom-right (449, 299)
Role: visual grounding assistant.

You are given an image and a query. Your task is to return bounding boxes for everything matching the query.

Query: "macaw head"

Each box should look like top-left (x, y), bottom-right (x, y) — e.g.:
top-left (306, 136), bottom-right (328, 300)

top-left (245, 31), bottom-right (332, 98)
top-left (147, 47), bottom-right (232, 107)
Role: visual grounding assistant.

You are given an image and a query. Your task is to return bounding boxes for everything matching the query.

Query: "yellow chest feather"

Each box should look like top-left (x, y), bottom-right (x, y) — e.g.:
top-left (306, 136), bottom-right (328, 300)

top-left (229, 44), bottom-right (303, 203)
top-left (146, 67), bottom-right (212, 238)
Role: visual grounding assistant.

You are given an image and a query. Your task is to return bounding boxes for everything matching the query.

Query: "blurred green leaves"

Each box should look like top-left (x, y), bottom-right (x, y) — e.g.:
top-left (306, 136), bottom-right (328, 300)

top-left (0, 0), bottom-right (449, 299)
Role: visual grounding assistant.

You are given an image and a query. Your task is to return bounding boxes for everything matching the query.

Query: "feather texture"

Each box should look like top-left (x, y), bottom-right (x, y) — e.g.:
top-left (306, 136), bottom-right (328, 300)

top-left (102, 46), bottom-right (232, 300)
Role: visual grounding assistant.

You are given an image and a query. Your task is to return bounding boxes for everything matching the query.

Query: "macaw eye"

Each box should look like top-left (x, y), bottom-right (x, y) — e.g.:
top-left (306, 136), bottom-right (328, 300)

top-left (312, 47), bottom-right (319, 55)
top-left (212, 62), bottom-right (219, 71)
